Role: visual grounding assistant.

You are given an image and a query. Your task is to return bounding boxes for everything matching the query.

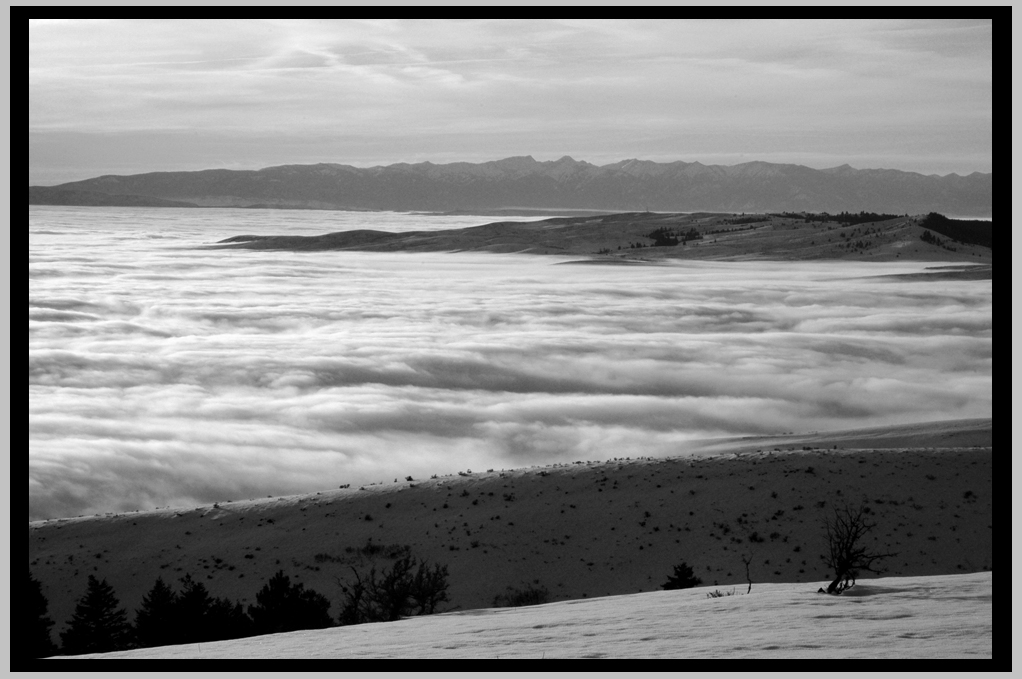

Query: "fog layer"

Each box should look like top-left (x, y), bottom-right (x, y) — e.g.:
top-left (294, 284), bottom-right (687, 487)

top-left (29, 207), bottom-right (992, 520)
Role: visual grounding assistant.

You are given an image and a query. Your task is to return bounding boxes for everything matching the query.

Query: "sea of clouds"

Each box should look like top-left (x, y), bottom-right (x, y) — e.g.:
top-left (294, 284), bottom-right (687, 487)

top-left (29, 207), bottom-right (992, 521)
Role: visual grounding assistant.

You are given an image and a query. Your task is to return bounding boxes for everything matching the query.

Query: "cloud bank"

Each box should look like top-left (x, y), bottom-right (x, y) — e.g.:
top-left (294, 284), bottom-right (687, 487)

top-left (28, 208), bottom-right (992, 520)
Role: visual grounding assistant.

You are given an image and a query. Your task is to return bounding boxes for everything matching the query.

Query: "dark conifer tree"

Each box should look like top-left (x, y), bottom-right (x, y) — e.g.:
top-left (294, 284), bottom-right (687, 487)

top-left (28, 571), bottom-right (57, 659)
top-left (60, 575), bottom-right (133, 655)
top-left (248, 570), bottom-right (333, 635)
top-left (174, 574), bottom-right (252, 643)
top-left (175, 575), bottom-right (217, 644)
top-left (660, 561), bottom-right (703, 590)
top-left (206, 596), bottom-right (254, 641)
top-left (134, 576), bottom-right (179, 648)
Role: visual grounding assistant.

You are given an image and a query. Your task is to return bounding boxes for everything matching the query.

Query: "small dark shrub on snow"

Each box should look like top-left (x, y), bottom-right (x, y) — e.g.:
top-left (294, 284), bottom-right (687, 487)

top-left (661, 561), bottom-right (703, 590)
top-left (492, 583), bottom-right (550, 608)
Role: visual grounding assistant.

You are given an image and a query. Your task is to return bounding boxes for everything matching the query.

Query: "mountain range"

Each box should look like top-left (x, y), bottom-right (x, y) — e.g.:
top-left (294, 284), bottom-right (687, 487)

top-left (30, 157), bottom-right (991, 216)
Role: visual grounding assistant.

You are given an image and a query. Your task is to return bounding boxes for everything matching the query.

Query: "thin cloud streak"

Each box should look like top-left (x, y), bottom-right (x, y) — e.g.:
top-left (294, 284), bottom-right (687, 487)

top-left (28, 208), bottom-right (992, 520)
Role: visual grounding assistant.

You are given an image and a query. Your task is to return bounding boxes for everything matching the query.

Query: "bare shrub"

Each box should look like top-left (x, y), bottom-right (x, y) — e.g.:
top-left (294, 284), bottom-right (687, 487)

top-left (337, 556), bottom-right (449, 625)
top-left (820, 502), bottom-right (896, 594)
top-left (492, 583), bottom-right (550, 608)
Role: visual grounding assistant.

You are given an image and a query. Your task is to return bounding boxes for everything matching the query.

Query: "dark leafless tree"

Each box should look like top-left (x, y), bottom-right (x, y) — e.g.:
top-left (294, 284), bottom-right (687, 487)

top-left (740, 554), bottom-right (753, 594)
top-left (821, 502), bottom-right (896, 594)
top-left (337, 556), bottom-right (449, 624)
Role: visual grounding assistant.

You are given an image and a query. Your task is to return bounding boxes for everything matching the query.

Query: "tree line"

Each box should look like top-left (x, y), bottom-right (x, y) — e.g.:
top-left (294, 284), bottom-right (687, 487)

top-left (635, 227), bottom-right (702, 248)
top-left (919, 212), bottom-right (991, 248)
top-left (770, 211), bottom-right (903, 226)
top-left (28, 548), bottom-right (450, 658)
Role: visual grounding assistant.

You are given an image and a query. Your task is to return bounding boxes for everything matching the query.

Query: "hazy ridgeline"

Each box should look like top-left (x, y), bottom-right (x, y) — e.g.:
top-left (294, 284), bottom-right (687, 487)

top-left (29, 207), bottom-right (992, 521)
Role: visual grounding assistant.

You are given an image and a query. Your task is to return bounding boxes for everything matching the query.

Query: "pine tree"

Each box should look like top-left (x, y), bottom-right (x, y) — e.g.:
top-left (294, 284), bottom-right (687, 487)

top-left (175, 574), bottom-right (217, 644)
top-left (28, 571), bottom-right (57, 659)
top-left (205, 597), bottom-right (253, 642)
top-left (248, 570), bottom-right (333, 635)
top-left (60, 575), bottom-right (132, 655)
top-left (175, 574), bottom-right (252, 643)
top-left (134, 577), bottom-right (179, 648)
top-left (660, 561), bottom-right (703, 590)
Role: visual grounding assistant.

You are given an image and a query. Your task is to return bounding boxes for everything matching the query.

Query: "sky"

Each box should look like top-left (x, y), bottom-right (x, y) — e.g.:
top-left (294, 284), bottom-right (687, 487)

top-left (28, 19), bottom-right (992, 185)
top-left (29, 209), bottom-right (992, 521)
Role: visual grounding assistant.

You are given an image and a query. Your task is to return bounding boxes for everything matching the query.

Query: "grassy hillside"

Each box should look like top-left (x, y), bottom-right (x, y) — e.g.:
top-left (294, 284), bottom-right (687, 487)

top-left (28, 186), bottom-right (199, 208)
top-left (213, 212), bottom-right (993, 264)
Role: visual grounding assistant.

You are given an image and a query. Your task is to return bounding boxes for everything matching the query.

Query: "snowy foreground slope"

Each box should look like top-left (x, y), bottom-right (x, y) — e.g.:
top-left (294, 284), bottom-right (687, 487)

top-left (67, 572), bottom-right (990, 659)
top-left (30, 419), bottom-right (992, 648)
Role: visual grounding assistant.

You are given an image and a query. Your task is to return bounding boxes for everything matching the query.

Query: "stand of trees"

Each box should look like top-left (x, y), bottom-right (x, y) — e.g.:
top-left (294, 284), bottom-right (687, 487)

top-left (28, 572), bottom-right (57, 660)
top-left (771, 211), bottom-right (901, 226)
top-left (920, 229), bottom-right (957, 251)
top-left (136, 574), bottom-right (253, 647)
top-left (27, 546), bottom-right (449, 658)
top-left (919, 213), bottom-right (991, 248)
top-left (248, 571), bottom-right (333, 635)
top-left (636, 227), bottom-right (702, 247)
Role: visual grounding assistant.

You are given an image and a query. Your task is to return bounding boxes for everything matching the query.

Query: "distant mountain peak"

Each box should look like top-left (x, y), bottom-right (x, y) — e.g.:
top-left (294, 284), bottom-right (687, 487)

top-left (496, 155), bottom-right (537, 164)
top-left (37, 157), bottom-right (991, 216)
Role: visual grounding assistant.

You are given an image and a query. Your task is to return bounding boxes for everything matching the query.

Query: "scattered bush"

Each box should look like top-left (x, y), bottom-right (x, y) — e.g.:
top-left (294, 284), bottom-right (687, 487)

top-left (344, 539), bottom-right (411, 560)
top-left (492, 583), bottom-right (550, 608)
top-left (706, 588), bottom-right (736, 599)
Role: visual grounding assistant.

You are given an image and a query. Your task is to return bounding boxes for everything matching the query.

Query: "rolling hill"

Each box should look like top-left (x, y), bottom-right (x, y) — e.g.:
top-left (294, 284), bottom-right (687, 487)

top-left (213, 211), bottom-right (993, 265)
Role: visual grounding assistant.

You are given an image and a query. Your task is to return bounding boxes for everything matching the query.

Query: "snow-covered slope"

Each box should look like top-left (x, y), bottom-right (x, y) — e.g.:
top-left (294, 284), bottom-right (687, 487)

top-left (29, 419), bottom-right (992, 648)
top-left (61, 572), bottom-right (992, 659)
